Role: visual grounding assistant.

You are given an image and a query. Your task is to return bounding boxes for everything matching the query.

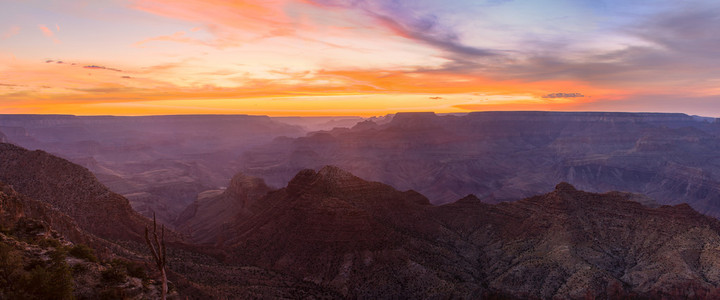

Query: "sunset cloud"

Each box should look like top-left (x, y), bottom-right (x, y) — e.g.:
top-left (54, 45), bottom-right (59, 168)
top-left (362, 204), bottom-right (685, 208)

top-left (38, 24), bottom-right (60, 44)
top-left (306, 0), bottom-right (496, 58)
top-left (1, 0), bottom-right (720, 116)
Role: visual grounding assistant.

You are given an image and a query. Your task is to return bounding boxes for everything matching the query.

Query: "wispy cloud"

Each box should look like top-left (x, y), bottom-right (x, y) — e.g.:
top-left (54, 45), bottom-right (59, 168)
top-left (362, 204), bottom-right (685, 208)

top-left (130, 0), bottom-right (296, 48)
top-left (306, 0), bottom-right (496, 58)
top-left (83, 65), bottom-right (123, 72)
top-left (489, 2), bottom-right (720, 98)
top-left (5, 0), bottom-right (720, 116)
top-left (38, 24), bottom-right (60, 44)
top-left (1, 26), bottom-right (20, 40)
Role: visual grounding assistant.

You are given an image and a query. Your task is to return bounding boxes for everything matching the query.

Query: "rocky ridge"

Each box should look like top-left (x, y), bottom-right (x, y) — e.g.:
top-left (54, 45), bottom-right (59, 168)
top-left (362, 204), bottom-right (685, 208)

top-left (179, 165), bottom-right (720, 298)
top-left (0, 182), bottom-right (164, 299)
top-left (175, 172), bottom-right (273, 244)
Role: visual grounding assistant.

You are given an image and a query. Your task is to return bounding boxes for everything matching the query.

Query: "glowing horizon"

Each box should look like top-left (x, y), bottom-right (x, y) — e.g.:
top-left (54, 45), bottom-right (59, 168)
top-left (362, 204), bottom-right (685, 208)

top-left (2, 0), bottom-right (720, 117)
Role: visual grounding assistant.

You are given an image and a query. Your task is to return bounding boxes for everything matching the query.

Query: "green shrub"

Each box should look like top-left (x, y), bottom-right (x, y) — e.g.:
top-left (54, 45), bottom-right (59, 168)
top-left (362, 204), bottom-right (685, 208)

top-left (69, 244), bottom-right (98, 262)
top-left (99, 286), bottom-right (127, 300)
top-left (102, 263), bottom-right (127, 284)
top-left (0, 225), bottom-right (10, 235)
top-left (71, 263), bottom-right (89, 275)
top-left (0, 242), bottom-right (25, 297)
top-left (125, 261), bottom-right (147, 280)
top-left (0, 241), bottom-right (73, 300)
top-left (36, 237), bottom-right (62, 249)
top-left (108, 259), bottom-right (147, 280)
top-left (27, 261), bottom-right (74, 299)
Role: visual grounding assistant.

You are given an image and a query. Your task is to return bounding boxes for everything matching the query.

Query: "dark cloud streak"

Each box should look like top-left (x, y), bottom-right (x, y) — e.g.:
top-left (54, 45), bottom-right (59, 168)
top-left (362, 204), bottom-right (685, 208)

top-left (543, 93), bottom-right (584, 98)
top-left (83, 65), bottom-right (123, 72)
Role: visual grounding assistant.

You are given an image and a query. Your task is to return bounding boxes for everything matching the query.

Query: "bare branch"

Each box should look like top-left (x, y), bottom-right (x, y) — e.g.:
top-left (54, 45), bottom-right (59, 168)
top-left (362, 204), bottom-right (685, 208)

top-left (144, 212), bottom-right (168, 300)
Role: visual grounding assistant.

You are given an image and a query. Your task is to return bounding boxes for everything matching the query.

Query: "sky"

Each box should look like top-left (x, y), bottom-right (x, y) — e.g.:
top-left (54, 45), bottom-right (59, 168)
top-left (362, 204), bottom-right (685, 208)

top-left (1, 0), bottom-right (720, 116)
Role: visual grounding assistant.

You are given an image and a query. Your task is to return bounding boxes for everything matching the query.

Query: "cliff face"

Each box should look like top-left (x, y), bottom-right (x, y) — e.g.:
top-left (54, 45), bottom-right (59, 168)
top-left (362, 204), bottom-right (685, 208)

top-left (0, 181), bottom-right (96, 248)
top-left (192, 166), bottom-right (720, 298)
top-left (238, 111), bottom-right (720, 217)
top-left (175, 172), bottom-right (273, 244)
top-left (0, 143), bottom-right (153, 242)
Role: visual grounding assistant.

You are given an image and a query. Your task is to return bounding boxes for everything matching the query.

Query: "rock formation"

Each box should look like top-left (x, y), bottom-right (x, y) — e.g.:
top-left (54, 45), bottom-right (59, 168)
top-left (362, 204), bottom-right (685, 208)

top-left (175, 172), bottom-right (273, 244)
top-left (180, 166), bottom-right (720, 298)
top-left (0, 143), bottom-right (153, 242)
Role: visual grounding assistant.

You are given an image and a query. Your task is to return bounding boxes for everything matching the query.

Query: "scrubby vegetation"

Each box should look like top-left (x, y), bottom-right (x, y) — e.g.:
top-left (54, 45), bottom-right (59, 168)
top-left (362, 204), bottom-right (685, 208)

top-left (69, 243), bottom-right (98, 262)
top-left (0, 241), bottom-right (74, 299)
top-left (0, 231), bottom-right (157, 299)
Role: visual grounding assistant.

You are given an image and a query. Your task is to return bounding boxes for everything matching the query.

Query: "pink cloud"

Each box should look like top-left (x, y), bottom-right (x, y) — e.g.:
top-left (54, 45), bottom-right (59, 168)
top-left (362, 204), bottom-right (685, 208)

top-left (2, 26), bottom-right (20, 40)
top-left (131, 0), bottom-right (302, 48)
top-left (38, 24), bottom-right (60, 44)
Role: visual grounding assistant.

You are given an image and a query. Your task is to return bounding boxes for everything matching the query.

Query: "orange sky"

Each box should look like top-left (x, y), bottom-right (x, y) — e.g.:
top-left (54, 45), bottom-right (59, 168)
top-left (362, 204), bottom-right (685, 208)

top-left (1, 0), bottom-right (720, 116)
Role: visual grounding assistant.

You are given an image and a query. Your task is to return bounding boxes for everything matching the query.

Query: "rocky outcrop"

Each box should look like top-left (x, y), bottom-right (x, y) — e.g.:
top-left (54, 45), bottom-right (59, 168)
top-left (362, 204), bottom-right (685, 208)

top-left (175, 172), bottom-right (272, 243)
top-left (217, 166), bottom-right (442, 297)
top-left (0, 181), bottom-right (96, 248)
top-left (0, 182), bottom-right (165, 299)
top-left (210, 167), bottom-right (720, 298)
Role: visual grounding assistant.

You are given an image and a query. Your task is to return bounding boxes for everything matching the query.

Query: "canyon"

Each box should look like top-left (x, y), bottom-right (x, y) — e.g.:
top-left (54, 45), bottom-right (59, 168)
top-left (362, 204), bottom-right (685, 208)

top-left (3, 111), bottom-right (720, 298)
top-left (239, 111), bottom-right (720, 218)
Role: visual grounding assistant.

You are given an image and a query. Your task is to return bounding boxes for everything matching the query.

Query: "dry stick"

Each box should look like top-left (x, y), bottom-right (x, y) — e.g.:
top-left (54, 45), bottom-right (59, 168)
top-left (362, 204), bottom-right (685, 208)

top-left (145, 213), bottom-right (168, 300)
